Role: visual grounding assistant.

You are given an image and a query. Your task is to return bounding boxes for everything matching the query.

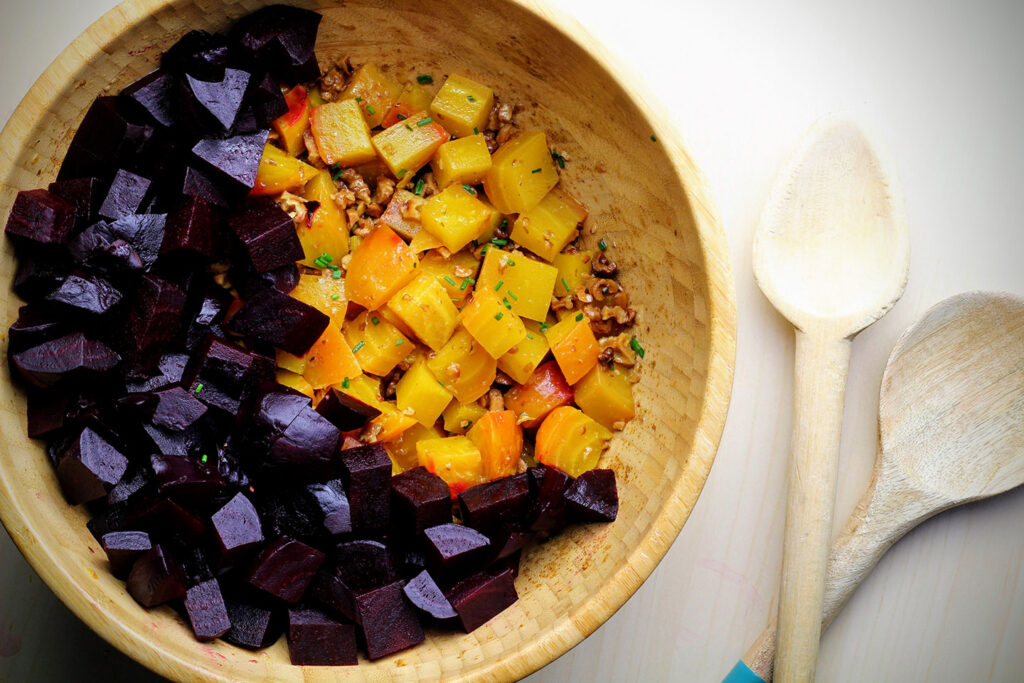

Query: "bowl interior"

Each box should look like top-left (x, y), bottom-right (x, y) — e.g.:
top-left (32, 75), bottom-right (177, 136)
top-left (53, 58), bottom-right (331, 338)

top-left (0, 0), bottom-right (734, 680)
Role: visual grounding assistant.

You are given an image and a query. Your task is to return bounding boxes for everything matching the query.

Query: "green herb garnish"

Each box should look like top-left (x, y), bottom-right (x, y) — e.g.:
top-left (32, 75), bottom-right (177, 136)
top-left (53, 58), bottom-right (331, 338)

top-left (417, 117), bottom-right (434, 126)
top-left (444, 276), bottom-right (457, 286)
top-left (531, 168), bottom-right (542, 174)
top-left (194, 383), bottom-right (204, 394)
top-left (352, 341), bottom-right (366, 353)
top-left (366, 104), bottom-right (376, 115)
top-left (494, 312), bottom-right (504, 321)
top-left (414, 178), bottom-right (426, 196)
top-left (630, 337), bottom-right (646, 358)
top-left (598, 238), bottom-right (608, 251)
top-left (417, 74), bottom-right (434, 84)
top-left (575, 313), bottom-right (584, 321)
top-left (494, 280), bottom-right (503, 291)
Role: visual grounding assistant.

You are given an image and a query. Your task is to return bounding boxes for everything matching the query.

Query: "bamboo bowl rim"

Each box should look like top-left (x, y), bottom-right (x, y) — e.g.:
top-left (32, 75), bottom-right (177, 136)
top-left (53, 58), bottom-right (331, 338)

top-left (0, 0), bottom-right (736, 680)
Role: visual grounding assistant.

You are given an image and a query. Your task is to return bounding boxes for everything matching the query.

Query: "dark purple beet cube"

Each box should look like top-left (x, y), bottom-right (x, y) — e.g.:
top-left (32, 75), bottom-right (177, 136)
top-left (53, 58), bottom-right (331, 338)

top-left (149, 386), bottom-right (207, 430)
top-left (126, 496), bottom-right (207, 541)
top-left (107, 466), bottom-right (151, 505)
top-left (458, 474), bottom-right (531, 533)
top-left (161, 196), bottom-right (219, 258)
top-left (125, 352), bottom-right (189, 393)
top-left (230, 5), bottom-right (322, 85)
top-left (247, 536), bottom-right (324, 604)
top-left (10, 332), bottom-right (120, 387)
top-left (528, 466), bottom-right (573, 533)
top-left (252, 391), bottom-right (340, 479)
top-left (564, 469), bottom-right (618, 522)
top-left (227, 197), bottom-right (304, 273)
top-left (191, 129), bottom-right (268, 194)
top-left (57, 97), bottom-right (153, 181)
top-left (101, 530), bottom-right (152, 578)
top-left (445, 567), bottom-right (518, 633)
top-left (211, 492), bottom-right (264, 564)
top-left (46, 271), bottom-right (122, 315)
top-left (242, 72), bottom-right (289, 128)
top-left (287, 607), bottom-right (357, 665)
top-left (163, 30), bottom-right (228, 81)
top-left (183, 337), bottom-right (255, 413)
top-left (338, 444), bottom-right (391, 533)
top-left (488, 528), bottom-right (533, 562)
top-left (121, 274), bottom-right (186, 375)
top-left (184, 578), bottom-right (231, 641)
top-left (149, 454), bottom-right (225, 501)
top-left (26, 390), bottom-right (67, 438)
top-left (181, 68), bottom-right (250, 132)
top-left (229, 288), bottom-right (328, 357)
top-left (56, 426), bottom-right (129, 504)
top-left (4, 189), bottom-right (76, 245)
top-left (9, 305), bottom-right (68, 353)
top-left (334, 539), bottom-right (396, 592)
top-left (391, 467), bottom-right (451, 534)
top-left (178, 165), bottom-right (230, 208)
top-left (120, 69), bottom-right (177, 128)
top-left (354, 581), bottom-right (424, 660)
top-left (306, 480), bottom-right (351, 536)
top-left (13, 253), bottom-right (71, 301)
top-left (126, 544), bottom-right (186, 608)
top-left (315, 387), bottom-right (381, 431)
top-left (232, 260), bottom-right (300, 299)
top-left (423, 523), bottom-right (491, 575)
top-left (98, 169), bottom-right (152, 220)
top-left (403, 570), bottom-right (456, 620)
top-left (107, 213), bottom-right (166, 268)
top-left (48, 177), bottom-right (102, 230)
top-left (224, 599), bottom-right (282, 649)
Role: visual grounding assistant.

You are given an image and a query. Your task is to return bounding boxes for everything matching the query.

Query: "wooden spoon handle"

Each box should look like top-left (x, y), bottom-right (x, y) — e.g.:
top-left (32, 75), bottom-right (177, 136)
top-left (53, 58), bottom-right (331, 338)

top-left (774, 329), bottom-right (852, 683)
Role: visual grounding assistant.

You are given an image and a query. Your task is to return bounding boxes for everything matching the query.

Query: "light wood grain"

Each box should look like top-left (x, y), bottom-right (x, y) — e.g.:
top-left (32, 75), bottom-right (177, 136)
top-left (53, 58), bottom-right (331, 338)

top-left (0, 0), bottom-right (736, 681)
top-left (742, 291), bottom-right (1024, 681)
top-left (752, 121), bottom-right (910, 682)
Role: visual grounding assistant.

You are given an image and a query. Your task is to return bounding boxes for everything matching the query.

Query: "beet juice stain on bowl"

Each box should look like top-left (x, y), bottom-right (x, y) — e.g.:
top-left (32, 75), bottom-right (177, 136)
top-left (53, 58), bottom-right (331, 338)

top-left (2, 2), bottom-right (640, 669)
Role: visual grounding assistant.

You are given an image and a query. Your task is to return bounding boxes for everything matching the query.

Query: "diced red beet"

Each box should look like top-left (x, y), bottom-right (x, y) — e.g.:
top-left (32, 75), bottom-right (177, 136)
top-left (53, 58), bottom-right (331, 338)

top-left (48, 177), bottom-right (103, 230)
top-left (149, 454), bottom-right (226, 502)
top-left (182, 337), bottom-right (257, 413)
top-left (127, 496), bottom-right (207, 541)
top-left (250, 390), bottom-right (340, 479)
top-left (247, 536), bottom-right (324, 603)
top-left (55, 426), bottom-right (128, 504)
top-left (11, 332), bottom-right (120, 387)
top-left (9, 305), bottom-right (68, 353)
top-left (126, 352), bottom-right (189, 393)
top-left (163, 30), bottom-right (228, 82)
top-left (4, 189), bottom-right (77, 245)
top-left (101, 530), bottom-right (152, 578)
top-left (314, 387), bottom-right (381, 431)
top-left (13, 253), bottom-right (71, 302)
top-left (230, 5), bottom-right (322, 85)
top-left (181, 68), bottom-right (251, 132)
top-left (107, 213), bottom-right (166, 268)
top-left (120, 69), bottom-right (177, 128)
top-left (98, 169), bottom-right (152, 220)
top-left (211, 492), bottom-right (264, 565)
top-left (229, 288), bottom-right (327, 356)
top-left (355, 580), bottom-right (425, 660)
top-left (528, 466), bottom-right (573, 534)
top-left (287, 607), bottom-right (357, 666)
top-left (403, 570), bottom-right (457, 620)
top-left (161, 196), bottom-right (219, 258)
top-left (26, 390), bottom-right (67, 438)
top-left (184, 578), bottom-right (231, 641)
top-left (127, 544), bottom-right (186, 608)
top-left (309, 568), bottom-right (358, 622)
top-left (57, 97), bottom-right (154, 181)
top-left (121, 274), bottom-right (186, 375)
top-left (242, 72), bottom-right (289, 128)
top-left (445, 567), bottom-right (518, 633)
top-left (223, 598), bottom-right (282, 650)
top-left (488, 528), bottom-right (533, 563)
top-left (564, 469), bottom-right (618, 523)
top-left (46, 271), bottom-right (122, 315)
top-left (231, 259), bottom-right (300, 298)
top-left (149, 386), bottom-right (208, 430)
top-left (179, 165), bottom-right (230, 208)
top-left (107, 466), bottom-right (151, 505)
top-left (423, 523), bottom-right (491, 575)
top-left (338, 444), bottom-right (391, 533)
top-left (391, 467), bottom-right (451, 534)
top-left (226, 197), bottom-right (304, 273)
top-left (191, 129), bottom-right (269, 194)
top-left (256, 486), bottom-right (324, 542)
top-left (458, 474), bottom-right (531, 533)
top-left (306, 480), bottom-right (351, 535)
top-left (335, 539), bottom-right (396, 592)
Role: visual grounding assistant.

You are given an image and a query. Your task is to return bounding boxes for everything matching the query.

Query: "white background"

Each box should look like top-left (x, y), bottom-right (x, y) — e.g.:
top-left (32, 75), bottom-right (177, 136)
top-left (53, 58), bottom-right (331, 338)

top-left (1, 0), bottom-right (1023, 681)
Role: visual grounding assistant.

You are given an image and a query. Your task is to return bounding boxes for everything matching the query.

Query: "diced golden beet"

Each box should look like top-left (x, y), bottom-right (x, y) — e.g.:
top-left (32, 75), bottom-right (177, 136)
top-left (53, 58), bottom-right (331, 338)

top-left (375, 306), bottom-right (415, 339)
top-left (476, 199), bottom-right (506, 244)
top-left (273, 85), bottom-right (311, 157)
top-left (340, 62), bottom-right (403, 128)
top-left (420, 184), bottom-right (495, 253)
top-left (468, 410), bottom-right (523, 479)
top-left (290, 272), bottom-right (347, 328)
top-left (298, 171), bottom-right (349, 268)
top-left (339, 374), bottom-right (385, 409)
top-left (442, 401), bottom-right (488, 435)
top-left (574, 364), bottom-right (635, 429)
top-left (459, 289), bottom-right (528, 359)
top-left (545, 314), bottom-right (600, 384)
top-left (387, 422), bottom-right (444, 471)
top-left (250, 144), bottom-right (318, 196)
top-left (433, 135), bottom-right (492, 188)
top-left (276, 369), bottom-right (315, 398)
top-left (511, 187), bottom-right (588, 261)
top-left (497, 319), bottom-right (549, 384)
top-left (417, 249), bottom-right (480, 308)
top-left (382, 83), bottom-right (434, 128)
top-left (366, 401), bottom-right (418, 443)
top-left (310, 100), bottom-right (376, 167)
top-left (504, 361), bottom-right (574, 429)
top-left (483, 130), bottom-right (559, 214)
top-left (380, 189), bottom-right (425, 241)
top-left (416, 435), bottom-right (486, 495)
top-left (426, 327), bottom-right (496, 403)
top-left (386, 274), bottom-right (459, 351)
top-left (430, 74), bottom-right (494, 138)
top-left (276, 348), bottom-right (308, 375)
top-left (535, 406), bottom-right (612, 477)
top-left (408, 229), bottom-right (444, 253)
top-left (372, 112), bottom-right (450, 179)
top-left (477, 249), bottom-right (556, 321)
top-left (553, 250), bottom-right (594, 297)
top-left (302, 324), bottom-right (362, 390)
top-left (396, 359), bottom-right (453, 427)
top-left (343, 310), bottom-right (411, 376)
top-left (345, 226), bottom-right (418, 310)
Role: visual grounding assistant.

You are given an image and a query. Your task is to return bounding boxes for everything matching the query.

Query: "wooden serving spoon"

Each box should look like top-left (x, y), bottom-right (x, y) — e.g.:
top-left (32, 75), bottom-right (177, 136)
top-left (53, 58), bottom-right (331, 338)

top-left (725, 291), bottom-right (1024, 682)
top-left (752, 120), bottom-right (910, 682)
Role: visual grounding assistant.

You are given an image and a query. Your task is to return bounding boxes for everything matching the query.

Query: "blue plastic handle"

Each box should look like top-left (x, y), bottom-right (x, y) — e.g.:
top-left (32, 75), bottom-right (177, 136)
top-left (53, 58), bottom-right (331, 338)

top-left (723, 660), bottom-right (767, 683)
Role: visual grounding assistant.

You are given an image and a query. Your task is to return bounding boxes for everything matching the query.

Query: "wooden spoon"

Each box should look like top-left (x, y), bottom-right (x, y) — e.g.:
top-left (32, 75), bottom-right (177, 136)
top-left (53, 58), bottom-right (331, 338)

top-left (726, 291), bottom-right (1024, 682)
top-left (752, 120), bottom-right (910, 682)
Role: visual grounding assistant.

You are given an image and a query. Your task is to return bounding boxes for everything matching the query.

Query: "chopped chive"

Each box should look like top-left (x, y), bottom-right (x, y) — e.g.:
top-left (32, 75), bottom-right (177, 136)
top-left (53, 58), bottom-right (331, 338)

top-left (494, 312), bottom-right (504, 321)
top-left (366, 104), bottom-right (376, 115)
top-left (494, 280), bottom-right (503, 291)
top-left (371, 316), bottom-right (380, 325)
top-left (321, 252), bottom-right (332, 262)
top-left (465, 420), bottom-right (473, 428)
top-left (503, 298), bottom-right (512, 310)
top-left (460, 277), bottom-right (474, 290)
top-left (500, 218), bottom-right (508, 229)
top-left (598, 238), bottom-right (608, 251)
top-left (352, 341), bottom-right (366, 353)
top-left (491, 238), bottom-right (507, 246)
top-left (395, 339), bottom-right (405, 346)
top-left (331, 293), bottom-right (340, 300)
top-left (313, 258), bottom-right (326, 268)
top-left (575, 313), bottom-right (584, 321)
top-left (355, 96), bottom-right (362, 102)
top-left (397, 169), bottom-right (408, 178)
top-left (416, 117), bottom-right (433, 126)
top-left (473, 127), bottom-right (479, 134)
top-left (508, 290), bottom-right (518, 301)
top-left (531, 168), bottom-right (542, 174)
top-left (341, 377), bottom-right (350, 389)
top-left (650, 134), bottom-right (657, 142)
top-left (630, 337), bottom-right (646, 358)
top-left (481, 244), bottom-right (489, 255)
top-left (551, 150), bottom-right (566, 169)
top-left (413, 262), bottom-right (418, 268)
top-left (414, 178), bottom-right (425, 196)
top-left (201, 454), bottom-right (208, 464)
top-left (331, 165), bottom-right (343, 181)
top-left (326, 264), bottom-right (339, 272)
top-left (332, 269), bottom-right (342, 279)
top-left (526, 334), bottom-right (534, 340)
top-left (417, 74), bottom-right (433, 84)
top-left (467, 95), bottom-right (476, 102)
top-left (451, 297), bottom-right (460, 304)
top-left (561, 277), bottom-right (570, 293)
top-left (463, 184), bottom-right (476, 195)
top-left (194, 383), bottom-right (204, 394)
top-left (405, 123), bottom-right (413, 131)
top-left (397, 113), bottom-right (407, 120)
top-left (443, 276), bottom-right (457, 286)
top-left (540, 322), bottom-right (549, 332)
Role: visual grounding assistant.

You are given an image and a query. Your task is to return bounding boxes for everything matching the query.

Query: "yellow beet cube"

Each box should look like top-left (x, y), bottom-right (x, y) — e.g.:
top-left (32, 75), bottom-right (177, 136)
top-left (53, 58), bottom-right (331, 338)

top-left (276, 349), bottom-right (307, 375)
top-left (408, 229), bottom-right (444, 253)
top-left (276, 369), bottom-right (315, 398)
top-left (340, 62), bottom-right (403, 128)
top-left (574, 364), bottom-right (636, 429)
top-left (251, 144), bottom-right (318, 196)
top-left (429, 74), bottom-right (494, 138)
top-left (497, 319), bottom-right (550, 384)
top-left (290, 272), bottom-right (347, 329)
top-left (511, 187), bottom-right (588, 261)
top-left (310, 100), bottom-right (376, 167)
top-left (302, 324), bottom-right (362, 389)
top-left (553, 250), bottom-right (594, 296)
top-left (386, 274), bottom-right (460, 351)
top-left (299, 170), bottom-right (350, 268)
top-left (477, 248), bottom-right (557, 321)
top-left (372, 112), bottom-right (450, 179)
top-left (426, 327), bottom-right (496, 403)
top-left (416, 435), bottom-right (486, 494)
top-left (387, 422), bottom-right (444, 471)
top-left (477, 198), bottom-right (506, 244)
top-left (459, 289), bottom-right (528, 359)
top-left (442, 401), bottom-right (488, 434)
top-left (379, 189), bottom-right (425, 241)
top-left (433, 134), bottom-right (492, 188)
top-left (417, 249), bottom-right (481, 308)
top-left (343, 310), bottom-right (411, 376)
top-left (544, 313), bottom-right (600, 384)
top-left (396, 359), bottom-right (453, 427)
top-left (483, 130), bottom-right (559, 214)
top-left (420, 184), bottom-right (495, 252)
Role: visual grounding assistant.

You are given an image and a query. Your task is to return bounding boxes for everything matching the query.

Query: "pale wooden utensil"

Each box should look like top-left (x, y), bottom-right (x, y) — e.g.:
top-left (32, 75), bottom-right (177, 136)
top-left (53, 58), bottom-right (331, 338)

top-left (728, 291), bottom-right (1024, 682)
top-left (752, 120), bottom-right (910, 682)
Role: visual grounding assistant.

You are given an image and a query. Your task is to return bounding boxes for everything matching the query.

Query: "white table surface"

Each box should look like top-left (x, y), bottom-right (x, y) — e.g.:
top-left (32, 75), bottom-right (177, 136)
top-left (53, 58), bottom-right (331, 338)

top-left (2, 0), bottom-right (1023, 681)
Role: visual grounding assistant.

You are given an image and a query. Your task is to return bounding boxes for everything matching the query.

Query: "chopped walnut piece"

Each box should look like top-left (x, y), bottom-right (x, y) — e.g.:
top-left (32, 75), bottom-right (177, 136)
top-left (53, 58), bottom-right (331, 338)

top-left (380, 368), bottom-right (404, 399)
top-left (352, 217), bottom-right (375, 237)
top-left (419, 172), bottom-right (439, 198)
top-left (493, 371), bottom-right (514, 388)
top-left (276, 192), bottom-right (308, 225)
top-left (399, 195), bottom-right (426, 222)
top-left (319, 62), bottom-right (350, 102)
top-left (483, 130), bottom-right (498, 153)
top-left (496, 123), bottom-right (517, 146)
top-left (592, 253), bottom-right (618, 276)
top-left (598, 333), bottom-right (638, 367)
top-left (333, 184), bottom-right (357, 210)
top-left (341, 169), bottom-right (372, 203)
top-left (373, 175), bottom-right (396, 205)
top-left (484, 389), bottom-right (505, 412)
top-left (551, 294), bottom-right (575, 312)
top-left (303, 130), bottom-right (325, 168)
top-left (601, 305), bottom-right (636, 325)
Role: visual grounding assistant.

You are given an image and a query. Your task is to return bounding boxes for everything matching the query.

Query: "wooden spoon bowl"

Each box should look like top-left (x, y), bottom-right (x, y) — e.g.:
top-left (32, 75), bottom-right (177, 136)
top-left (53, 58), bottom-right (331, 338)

top-left (0, 0), bottom-right (736, 681)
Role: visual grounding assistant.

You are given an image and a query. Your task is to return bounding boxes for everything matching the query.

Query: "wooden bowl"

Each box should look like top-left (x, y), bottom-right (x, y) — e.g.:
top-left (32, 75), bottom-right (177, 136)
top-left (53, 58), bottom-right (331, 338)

top-left (0, 0), bottom-right (735, 680)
